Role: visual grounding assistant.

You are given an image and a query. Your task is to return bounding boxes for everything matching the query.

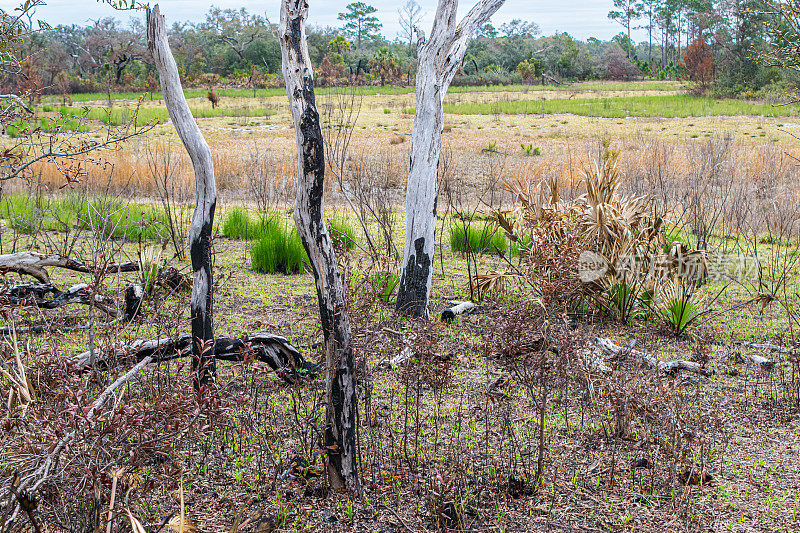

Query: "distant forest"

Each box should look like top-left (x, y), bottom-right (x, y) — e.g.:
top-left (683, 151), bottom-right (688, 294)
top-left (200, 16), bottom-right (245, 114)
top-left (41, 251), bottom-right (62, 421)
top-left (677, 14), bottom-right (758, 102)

top-left (2, 0), bottom-right (797, 98)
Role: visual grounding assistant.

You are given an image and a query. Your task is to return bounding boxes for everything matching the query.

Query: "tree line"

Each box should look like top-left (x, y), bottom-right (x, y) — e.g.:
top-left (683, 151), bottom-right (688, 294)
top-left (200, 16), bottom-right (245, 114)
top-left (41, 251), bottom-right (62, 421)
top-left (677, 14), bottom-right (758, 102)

top-left (608, 0), bottom-right (800, 95)
top-left (0, 0), bottom-right (771, 99)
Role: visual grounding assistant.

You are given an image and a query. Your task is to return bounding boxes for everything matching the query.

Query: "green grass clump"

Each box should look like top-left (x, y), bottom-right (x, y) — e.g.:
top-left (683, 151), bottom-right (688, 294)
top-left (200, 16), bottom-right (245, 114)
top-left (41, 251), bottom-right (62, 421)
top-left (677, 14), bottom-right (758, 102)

top-left (6, 120), bottom-right (30, 138)
top-left (0, 193), bottom-right (176, 241)
top-left (328, 216), bottom-right (357, 250)
top-left (222, 208), bottom-right (282, 241)
top-left (371, 271), bottom-right (400, 303)
top-left (222, 208), bottom-right (260, 240)
top-left (251, 223), bottom-right (309, 275)
top-left (450, 224), bottom-right (508, 255)
top-left (77, 201), bottom-right (170, 241)
top-left (1, 193), bottom-right (88, 234)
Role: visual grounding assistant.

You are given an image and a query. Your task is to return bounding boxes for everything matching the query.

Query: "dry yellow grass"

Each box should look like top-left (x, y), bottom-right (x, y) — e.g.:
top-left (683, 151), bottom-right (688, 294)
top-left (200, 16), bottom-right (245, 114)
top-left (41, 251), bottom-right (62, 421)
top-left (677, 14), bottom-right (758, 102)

top-left (10, 85), bottom-right (800, 200)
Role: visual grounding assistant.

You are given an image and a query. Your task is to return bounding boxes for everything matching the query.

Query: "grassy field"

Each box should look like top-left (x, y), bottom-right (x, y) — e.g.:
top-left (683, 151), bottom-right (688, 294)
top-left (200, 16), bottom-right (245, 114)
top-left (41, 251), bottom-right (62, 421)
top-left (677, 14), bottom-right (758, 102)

top-left (2, 80), bottom-right (800, 532)
top-left (42, 80), bottom-right (688, 104)
top-left (444, 93), bottom-right (800, 118)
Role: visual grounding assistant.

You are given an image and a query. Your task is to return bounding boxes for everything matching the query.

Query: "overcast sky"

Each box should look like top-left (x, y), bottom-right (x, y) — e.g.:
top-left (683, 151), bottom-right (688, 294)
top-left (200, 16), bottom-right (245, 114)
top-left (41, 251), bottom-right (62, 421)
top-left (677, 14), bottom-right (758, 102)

top-left (0, 1), bottom-right (651, 42)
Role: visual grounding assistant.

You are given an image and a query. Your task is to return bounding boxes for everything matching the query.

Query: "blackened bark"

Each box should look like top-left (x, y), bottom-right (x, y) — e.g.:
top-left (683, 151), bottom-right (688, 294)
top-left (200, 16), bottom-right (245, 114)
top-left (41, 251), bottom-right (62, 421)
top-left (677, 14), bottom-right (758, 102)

top-left (72, 333), bottom-right (317, 383)
top-left (280, 0), bottom-right (360, 495)
top-left (395, 237), bottom-right (432, 316)
top-left (147, 4), bottom-right (218, 394)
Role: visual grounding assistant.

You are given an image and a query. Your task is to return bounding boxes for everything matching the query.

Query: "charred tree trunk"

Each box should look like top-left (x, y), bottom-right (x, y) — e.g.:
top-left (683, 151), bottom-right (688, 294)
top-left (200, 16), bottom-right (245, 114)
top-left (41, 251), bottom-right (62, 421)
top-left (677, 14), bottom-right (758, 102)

top-left (396, 0), bottom-right (505, 318)
top-left (280, 0), bottom-right (360, 495)
top-left (148, 5), bottom-right (217, 393)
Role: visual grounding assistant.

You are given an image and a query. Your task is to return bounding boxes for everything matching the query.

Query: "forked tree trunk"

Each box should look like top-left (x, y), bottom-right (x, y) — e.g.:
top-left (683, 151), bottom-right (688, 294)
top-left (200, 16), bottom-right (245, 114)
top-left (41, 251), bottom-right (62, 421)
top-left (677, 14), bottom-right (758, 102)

top-left (148, 5), bottom-right (217, 393)
top-left (279, 0), bottom-right (360, 495)
top-left (396, 0), bottom-right (505, 318)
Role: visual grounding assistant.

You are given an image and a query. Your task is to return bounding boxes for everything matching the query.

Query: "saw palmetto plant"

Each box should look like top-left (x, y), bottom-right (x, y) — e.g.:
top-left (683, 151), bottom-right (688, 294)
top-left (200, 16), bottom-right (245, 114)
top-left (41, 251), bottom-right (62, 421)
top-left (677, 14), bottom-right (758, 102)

top-left (497, 142), bottom-right (706, 327)
top-left (657, 277), bottom-right (705, 336)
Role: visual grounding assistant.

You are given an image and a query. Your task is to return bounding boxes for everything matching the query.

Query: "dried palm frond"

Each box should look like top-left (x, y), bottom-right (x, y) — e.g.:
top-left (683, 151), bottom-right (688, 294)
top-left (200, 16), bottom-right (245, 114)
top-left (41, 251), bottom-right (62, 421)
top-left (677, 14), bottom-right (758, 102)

top-left (168, 516), bottom-right (198, 533)
top-left (505, 173), bottom-right (563, 224)
top-left (502, 142), bottom-right (680, 300)
top-left (473, 270), bottom-right (520, 299)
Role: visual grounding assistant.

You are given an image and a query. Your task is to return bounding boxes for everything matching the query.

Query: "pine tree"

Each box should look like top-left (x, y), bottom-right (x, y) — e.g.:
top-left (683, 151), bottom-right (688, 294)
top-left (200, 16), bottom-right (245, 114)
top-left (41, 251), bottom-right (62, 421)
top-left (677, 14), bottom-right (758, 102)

top-left (337, 2), bottom-right (382, 50)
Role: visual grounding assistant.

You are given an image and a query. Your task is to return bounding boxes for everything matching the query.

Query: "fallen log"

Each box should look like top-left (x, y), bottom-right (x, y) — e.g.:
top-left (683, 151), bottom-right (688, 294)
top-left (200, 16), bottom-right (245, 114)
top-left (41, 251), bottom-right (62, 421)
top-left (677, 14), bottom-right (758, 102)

top-left (388, 346), bottom-right (414, 368)
top-left (71, 333), bottom-right (318, 384)
top-left (0, 323), bottom-right (99, 336)
top-left (586, 347), bottom-right (612, 373)
top-left (2, 283), bottom-right (120, 317)
top-left (744, 342), bottom-right (798, 355)
top-left (742, 351), bottom-right (775, 370)
top-left (541, 73), bottom-right (563, 86)
top-left (441, 300), bottom-right (477, 323)
top-left (0, 251), bottom-right (138, 283)
top-left (595, 338), bottom-right (713, 377)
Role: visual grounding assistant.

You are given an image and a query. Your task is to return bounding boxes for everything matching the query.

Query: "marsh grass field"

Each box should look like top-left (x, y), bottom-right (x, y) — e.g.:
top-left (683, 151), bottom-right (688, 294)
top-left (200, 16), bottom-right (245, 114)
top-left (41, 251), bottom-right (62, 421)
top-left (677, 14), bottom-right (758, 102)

top-left (3, 80), bottom-right (800, 532)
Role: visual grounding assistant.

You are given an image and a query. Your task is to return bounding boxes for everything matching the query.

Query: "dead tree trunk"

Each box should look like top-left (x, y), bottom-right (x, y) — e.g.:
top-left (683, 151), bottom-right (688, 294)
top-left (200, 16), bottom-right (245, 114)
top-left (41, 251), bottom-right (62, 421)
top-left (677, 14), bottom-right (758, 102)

top-left (396, 0), bottom-right (505, 318)
top-left (280, 0), bottom-right (360, 495)
top-left (148, 5), bottom-right (217, 393)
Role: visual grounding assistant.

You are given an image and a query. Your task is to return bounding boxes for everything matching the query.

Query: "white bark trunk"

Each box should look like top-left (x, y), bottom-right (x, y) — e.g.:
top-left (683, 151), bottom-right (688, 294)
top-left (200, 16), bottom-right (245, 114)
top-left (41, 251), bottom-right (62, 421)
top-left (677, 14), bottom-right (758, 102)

top-left (279, 0), bottom-right (360, 495)
top-left (396, 0), bottom-right (505, 317)
top-left (147, 5), bottom-right (217, 392)
top-left (744, 342), bottom-right (798, 355)
top-left (743, 351), bottom-right (775, 370)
